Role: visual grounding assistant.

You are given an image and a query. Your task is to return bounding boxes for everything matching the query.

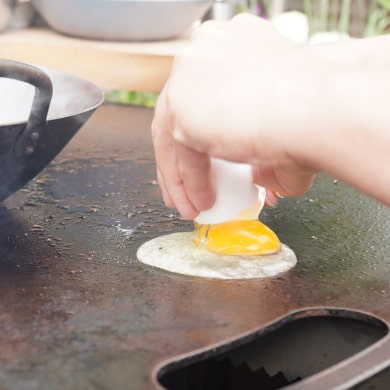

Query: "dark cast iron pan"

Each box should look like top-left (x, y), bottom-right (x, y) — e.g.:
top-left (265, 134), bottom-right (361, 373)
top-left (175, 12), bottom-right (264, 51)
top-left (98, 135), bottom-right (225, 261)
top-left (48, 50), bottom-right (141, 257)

top-left (0, 58), bottom-right (104, 202)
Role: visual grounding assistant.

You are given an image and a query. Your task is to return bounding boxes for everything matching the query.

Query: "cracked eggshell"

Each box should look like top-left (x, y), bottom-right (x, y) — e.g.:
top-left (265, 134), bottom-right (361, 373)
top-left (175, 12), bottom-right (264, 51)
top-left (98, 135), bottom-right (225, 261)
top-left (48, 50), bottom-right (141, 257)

top-left (195, 158), bottom-right (266, 225)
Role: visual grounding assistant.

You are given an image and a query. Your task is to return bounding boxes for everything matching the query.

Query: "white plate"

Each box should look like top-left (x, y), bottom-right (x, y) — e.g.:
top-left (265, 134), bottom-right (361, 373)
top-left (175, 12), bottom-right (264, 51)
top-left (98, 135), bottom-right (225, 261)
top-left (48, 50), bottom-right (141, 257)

top-left (32, 0), bottom-right (212, 41)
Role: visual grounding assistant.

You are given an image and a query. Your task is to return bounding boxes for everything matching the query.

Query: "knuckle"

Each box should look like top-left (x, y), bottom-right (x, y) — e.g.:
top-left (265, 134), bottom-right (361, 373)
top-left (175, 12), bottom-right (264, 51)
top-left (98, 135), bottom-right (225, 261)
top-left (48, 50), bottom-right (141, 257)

top-left (150, 120), bottom-right (158, 140)
top-left (192, 20), bottom-right (215, 37)
top-left (231, 12), bottom-right (255, 23)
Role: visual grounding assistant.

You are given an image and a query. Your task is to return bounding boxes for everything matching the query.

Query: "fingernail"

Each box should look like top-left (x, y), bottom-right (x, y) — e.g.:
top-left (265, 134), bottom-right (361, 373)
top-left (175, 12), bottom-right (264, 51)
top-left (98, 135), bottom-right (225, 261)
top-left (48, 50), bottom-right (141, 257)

top-left (265, 194), bottom-right (277, 207)
top-left (275, 192), bottom-right (285, 199)
top-left (161, 190), bottom-right (170, 207)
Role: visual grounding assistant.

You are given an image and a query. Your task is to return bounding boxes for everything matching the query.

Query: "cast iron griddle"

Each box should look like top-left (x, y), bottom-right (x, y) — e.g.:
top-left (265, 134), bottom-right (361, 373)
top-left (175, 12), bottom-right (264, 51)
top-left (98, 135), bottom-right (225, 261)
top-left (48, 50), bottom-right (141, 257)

top-left (0, 104), bottom-right (389, 389)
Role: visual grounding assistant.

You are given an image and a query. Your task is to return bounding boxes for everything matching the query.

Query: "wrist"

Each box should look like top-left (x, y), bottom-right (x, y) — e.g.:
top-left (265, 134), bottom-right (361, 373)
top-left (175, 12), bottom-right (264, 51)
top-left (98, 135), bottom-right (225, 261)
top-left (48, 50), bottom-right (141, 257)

top-left (296, 62), bottom-right (390, 205)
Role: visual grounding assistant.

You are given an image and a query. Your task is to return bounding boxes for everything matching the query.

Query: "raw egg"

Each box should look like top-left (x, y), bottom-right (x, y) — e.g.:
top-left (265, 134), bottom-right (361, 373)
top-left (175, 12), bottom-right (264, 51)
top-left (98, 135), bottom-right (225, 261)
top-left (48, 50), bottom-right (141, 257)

top-left (192, 158), bottom-right (282, 257)
top-left (193, 219), bottom-right (281, 256)
top-left (137, 232), bottom-right (296, 279)
top-left (136, 159), bottom-right (297, 279)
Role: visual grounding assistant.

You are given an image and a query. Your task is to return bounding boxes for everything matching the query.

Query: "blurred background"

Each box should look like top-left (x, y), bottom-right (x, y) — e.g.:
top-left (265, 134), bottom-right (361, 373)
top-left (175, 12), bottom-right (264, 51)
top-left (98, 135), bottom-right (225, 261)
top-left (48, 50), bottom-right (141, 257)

top-left (2, 0), bottom-right (389, 37)
top-left (1, 0), bottom-right (389, 106)
top-left (241, 0), bottom-right (390, 38)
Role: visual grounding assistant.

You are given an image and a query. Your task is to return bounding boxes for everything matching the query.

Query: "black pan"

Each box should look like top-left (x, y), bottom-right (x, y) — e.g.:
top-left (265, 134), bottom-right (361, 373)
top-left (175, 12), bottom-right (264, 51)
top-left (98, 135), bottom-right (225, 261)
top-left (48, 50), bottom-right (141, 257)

top-left (0, 58), bottom-right (103, 201)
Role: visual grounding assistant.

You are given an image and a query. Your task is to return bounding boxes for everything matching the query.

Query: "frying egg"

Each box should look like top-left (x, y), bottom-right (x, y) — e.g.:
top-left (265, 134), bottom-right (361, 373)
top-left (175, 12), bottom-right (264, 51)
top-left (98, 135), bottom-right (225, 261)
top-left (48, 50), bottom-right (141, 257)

top-left (193, 219), bottom-right (281, 256)
top-left (137, 233), bottom-right (296, 279)
top-left (193, 158), bottom-right (281, 256)
top-left (136, 159), bottom-right (297, 279)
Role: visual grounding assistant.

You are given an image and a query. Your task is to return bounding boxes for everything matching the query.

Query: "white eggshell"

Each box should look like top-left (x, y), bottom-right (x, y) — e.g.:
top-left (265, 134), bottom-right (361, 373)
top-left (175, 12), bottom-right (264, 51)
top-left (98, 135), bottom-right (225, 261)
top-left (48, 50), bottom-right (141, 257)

top-left (195, 158), bottom-right (265, 225)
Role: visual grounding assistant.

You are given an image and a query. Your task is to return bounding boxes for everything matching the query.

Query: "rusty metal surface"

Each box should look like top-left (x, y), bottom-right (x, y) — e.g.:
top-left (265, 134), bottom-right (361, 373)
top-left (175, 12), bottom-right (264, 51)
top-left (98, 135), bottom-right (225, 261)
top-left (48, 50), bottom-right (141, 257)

top-left (1, 103), bottom-right (390, 389)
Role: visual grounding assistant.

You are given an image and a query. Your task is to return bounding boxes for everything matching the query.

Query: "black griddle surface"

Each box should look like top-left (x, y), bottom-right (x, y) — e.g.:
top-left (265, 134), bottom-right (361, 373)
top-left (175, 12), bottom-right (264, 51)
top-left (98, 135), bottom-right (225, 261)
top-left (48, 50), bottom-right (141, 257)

top-left (0, 104), bottom-right (389, 389)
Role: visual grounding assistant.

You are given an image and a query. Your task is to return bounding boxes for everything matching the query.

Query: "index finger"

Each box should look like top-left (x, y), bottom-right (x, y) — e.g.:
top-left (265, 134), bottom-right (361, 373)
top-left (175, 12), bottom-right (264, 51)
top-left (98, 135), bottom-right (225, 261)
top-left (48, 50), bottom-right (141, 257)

top-left (175, 142), bottom-right (215, 213)
top-left (151, 87), bottom-right (200, 219)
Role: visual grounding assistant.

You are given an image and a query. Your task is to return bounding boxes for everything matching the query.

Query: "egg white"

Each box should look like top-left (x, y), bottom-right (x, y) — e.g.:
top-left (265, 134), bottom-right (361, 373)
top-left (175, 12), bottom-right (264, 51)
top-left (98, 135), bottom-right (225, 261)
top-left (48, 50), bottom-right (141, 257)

top-left (137, 232), bottom-right (297, 280)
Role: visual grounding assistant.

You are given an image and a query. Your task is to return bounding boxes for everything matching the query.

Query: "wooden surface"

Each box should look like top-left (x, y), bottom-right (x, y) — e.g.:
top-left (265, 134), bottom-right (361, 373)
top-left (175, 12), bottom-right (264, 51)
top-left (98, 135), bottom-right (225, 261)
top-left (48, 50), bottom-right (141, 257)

top-left (0, 28), bottom-right (189, 92)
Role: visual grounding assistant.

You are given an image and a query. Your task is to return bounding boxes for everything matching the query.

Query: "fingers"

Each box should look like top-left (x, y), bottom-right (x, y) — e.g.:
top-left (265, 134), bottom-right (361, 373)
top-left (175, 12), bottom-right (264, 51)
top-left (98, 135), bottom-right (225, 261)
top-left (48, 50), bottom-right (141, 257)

top-left (175, 142), bottom-right (215, 212)
top-left (189, 15), bottom-right (273, 50)
top-left (252, 165), bottom-right (315, 198)
top-left (265, 189), bottom-right (279, 207)
top-left (156, 167), bottom-right (173, 208)
top-left (152, 88), bottom-right (199, 219)
top-left (151, 16), bottom-right (315, 218)
top-left (152, 87), bottom-right (215, 220)
top-left (190, 20), bottom-right (227, 43)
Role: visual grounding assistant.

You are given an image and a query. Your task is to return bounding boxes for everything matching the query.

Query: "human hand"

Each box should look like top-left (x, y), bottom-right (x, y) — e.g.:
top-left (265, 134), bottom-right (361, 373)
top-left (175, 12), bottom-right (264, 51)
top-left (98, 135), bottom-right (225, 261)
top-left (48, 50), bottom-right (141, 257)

top-left (152, 14), bottom-right (330, 220)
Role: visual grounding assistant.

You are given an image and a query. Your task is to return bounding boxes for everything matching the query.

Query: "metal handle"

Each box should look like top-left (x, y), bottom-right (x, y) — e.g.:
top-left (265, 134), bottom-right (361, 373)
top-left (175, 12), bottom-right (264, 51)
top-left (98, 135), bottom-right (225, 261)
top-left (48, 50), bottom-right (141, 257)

top-left (0, 58), bottom-right (53, 159)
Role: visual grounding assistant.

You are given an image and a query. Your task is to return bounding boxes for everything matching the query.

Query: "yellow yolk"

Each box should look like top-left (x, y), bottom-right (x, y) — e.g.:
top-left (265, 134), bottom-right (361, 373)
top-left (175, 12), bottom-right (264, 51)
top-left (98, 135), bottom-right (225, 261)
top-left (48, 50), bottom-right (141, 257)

top-left (193, 220), bottom-right (281, 256)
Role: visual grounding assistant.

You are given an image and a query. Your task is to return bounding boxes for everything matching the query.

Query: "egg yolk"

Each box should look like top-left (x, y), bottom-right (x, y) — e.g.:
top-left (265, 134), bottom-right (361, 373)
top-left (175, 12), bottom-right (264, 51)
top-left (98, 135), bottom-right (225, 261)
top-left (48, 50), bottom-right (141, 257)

top-left (193, 220), bottom-right (281, 256)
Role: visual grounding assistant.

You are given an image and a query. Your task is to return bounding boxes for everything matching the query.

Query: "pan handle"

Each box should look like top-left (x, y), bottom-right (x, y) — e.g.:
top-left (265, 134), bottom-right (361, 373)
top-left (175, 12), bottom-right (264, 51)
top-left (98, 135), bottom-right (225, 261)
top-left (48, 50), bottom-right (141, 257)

top-left (0, 59), bottom-right (53, 158)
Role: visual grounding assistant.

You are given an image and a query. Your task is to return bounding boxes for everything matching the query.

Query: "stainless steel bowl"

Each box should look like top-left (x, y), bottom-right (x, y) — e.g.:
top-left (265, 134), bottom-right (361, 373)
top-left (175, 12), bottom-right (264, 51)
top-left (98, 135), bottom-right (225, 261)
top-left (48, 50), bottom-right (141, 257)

top-left (0, 59), bottom-right (103, 202)
top-left (31, 0), bottom-right (212, 41)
